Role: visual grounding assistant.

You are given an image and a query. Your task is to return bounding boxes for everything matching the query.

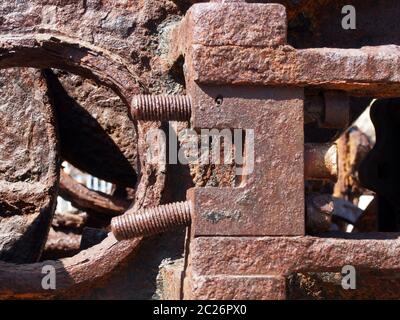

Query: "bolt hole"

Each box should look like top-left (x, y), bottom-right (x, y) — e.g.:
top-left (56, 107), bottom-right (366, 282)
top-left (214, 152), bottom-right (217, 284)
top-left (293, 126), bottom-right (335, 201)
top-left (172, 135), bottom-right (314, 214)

top-left (215, 95), bottom-right (223, 107)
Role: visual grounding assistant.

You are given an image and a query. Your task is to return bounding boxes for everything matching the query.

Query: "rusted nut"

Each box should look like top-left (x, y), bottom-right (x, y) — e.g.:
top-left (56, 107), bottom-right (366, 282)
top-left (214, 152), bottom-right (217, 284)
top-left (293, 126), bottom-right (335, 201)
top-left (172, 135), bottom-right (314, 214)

top-left (131, 94), bottom-right (192, 121)
top-left (321, 91), bottom-right (350, 129)
top-left (111, 201), bottom-right (192, 240)
top-left (305, 143), bottom-right (338, 181)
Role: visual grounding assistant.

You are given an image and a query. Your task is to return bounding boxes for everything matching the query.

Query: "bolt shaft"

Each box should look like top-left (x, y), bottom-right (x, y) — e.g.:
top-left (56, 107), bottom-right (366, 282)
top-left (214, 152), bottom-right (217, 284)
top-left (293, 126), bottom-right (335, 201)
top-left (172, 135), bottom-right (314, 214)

top-left (132, 94), bottom-right (191, 121)
top-left (111, 201), bottom-right (192, 240)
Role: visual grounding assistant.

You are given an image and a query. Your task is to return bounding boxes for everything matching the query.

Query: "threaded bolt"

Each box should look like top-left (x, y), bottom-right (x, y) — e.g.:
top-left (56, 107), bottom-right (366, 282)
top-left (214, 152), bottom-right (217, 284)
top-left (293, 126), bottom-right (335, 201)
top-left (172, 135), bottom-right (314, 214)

top-left (111, 201), bottom-right (192, 240)
top-left (131, 94), bottom-right (192, 121)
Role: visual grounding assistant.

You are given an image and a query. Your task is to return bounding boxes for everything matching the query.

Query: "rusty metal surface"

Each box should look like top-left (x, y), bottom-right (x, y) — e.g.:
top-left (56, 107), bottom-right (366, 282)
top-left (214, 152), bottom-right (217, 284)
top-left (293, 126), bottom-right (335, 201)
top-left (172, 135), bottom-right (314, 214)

top-left (188, 234), bottom-right (400, 275)
top-left (175, 3), bottom-right (304, 237)
top-left (0, 31), bottom-right (167, 301)
top-left (0, 0), bottom-right (185, 190)
top-left (169, 1), bottom-right (400, 300)
top-left (187, 0), bottom-right (400, 49)
top-left (112, 201), bottom-right (191, 240)
top-left (42, 229), bottom-right (81, 261)
top-left (132, 94), bottom-right (191, 121)
top-left (0, 68), bottom-right (59, 263)
top-left (183, 45), bottom-right (400, 97)
top-left (0, 36), bottom-right (145, 294)
top-left (185, 234), bottom-right (400, 299)
top-left (0, 33), bottom-right (142, 103)
top-left (185, 275), bottom-right (287, 300)
top-left (159, 259), bottom-right (184, 300)
top-left (287, 271), bottom-right (400, 300)
top-left (187, 85), bottom-right (305, 236)
top-left (334, 126), bottom-right (372, 202)
top-left (0, 0), bottom-right (183, 93)
top-left (0, 118), bottom-right (166, 298)
top-left (0, 0), bottom-right (186, 299)
top-left (170, 3), bottom-right (400, 98)
top-left (1, 0), bottom-right (400, 301)
top-left (184, 2), bottom-right (287, 48)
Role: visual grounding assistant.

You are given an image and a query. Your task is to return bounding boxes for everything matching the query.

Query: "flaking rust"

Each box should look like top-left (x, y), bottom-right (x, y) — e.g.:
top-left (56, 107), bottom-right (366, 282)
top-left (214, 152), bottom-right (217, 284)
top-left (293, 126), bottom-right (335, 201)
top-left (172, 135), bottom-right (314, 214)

top-left (201, 210), bottom-right (242, 224)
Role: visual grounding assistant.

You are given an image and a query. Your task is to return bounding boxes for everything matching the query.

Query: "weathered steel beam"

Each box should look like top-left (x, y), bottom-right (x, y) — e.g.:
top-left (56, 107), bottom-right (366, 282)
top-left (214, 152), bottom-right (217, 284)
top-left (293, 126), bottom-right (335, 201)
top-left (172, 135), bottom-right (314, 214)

top-left (185, 234), bottom-right (400, 299)
top-left (170, 3), bottom-right (400, 97)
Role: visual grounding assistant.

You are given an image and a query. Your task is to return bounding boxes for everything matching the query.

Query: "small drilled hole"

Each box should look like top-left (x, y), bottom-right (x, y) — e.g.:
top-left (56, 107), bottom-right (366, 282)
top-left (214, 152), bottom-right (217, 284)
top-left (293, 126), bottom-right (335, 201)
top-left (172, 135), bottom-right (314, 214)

top-left (215, 95), bottom-right (223, 107)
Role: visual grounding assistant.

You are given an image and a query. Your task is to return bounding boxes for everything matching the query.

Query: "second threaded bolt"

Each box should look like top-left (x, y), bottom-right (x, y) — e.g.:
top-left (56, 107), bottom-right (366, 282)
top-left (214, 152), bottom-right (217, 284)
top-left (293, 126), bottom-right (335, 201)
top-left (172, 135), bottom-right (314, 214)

top-left (111, 200), bottom-right (192, 240)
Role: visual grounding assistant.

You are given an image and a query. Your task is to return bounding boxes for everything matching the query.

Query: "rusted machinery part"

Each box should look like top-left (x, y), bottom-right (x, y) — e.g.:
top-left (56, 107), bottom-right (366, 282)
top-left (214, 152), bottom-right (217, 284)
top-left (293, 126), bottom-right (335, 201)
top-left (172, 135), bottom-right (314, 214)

top-left (0, 235), bottom-right (142, 299)
top-left (0, 68), bottom-right (59, 264)
top-left (132, 94), bottom-right (192, 121)
top-left (334, 126), bottom-right (373, 203)
top-left (0, 32), bottom-right (167, 298)
top-left (186, 0), bottom-right (400, 55)
top-left (112, 201), bottom-right (192, 240)
top-left (43, 69), bottom-right (139, 188)
top-left (59, 171), bottom-right (131, 216)
top-left (0, 33), bottom-right (145, 105)
top-left (304, 143), bottom-right (338, 182)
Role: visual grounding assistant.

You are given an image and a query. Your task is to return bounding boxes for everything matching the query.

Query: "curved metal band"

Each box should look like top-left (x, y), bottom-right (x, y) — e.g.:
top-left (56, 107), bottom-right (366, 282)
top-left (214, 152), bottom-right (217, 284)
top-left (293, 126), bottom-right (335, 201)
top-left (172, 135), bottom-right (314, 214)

top-left (0, 33), bottom-right (145, 107)
top-left (0, 32), bottom-right (165, 298)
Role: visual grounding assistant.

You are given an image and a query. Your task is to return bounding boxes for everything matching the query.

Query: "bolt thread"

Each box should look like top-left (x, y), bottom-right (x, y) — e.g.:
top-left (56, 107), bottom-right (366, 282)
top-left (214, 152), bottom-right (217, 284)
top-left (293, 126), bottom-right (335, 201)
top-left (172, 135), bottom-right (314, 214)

top-left (131, 94), bottom-right (192, 121)
top-left (111, 201), bottom-right (192, 240)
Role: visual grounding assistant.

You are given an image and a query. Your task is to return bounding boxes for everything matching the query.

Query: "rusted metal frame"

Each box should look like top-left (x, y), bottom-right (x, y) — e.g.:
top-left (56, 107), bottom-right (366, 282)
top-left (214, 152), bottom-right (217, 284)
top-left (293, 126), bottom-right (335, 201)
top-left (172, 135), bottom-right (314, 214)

top-left (170, 4), bottom-right (400, 98)
top-left (170, 2), bottom-right (400, 299)
top-left (187, 45), bottom-right (400, 98)
top-left (189, 234), bottom-right (400, 276)
top-left (0, 32), bottom-right (166, 298)
top-left (185, 234), bottom-right (400, 299)
top-left (179, 3), bottom-right (305, 237)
